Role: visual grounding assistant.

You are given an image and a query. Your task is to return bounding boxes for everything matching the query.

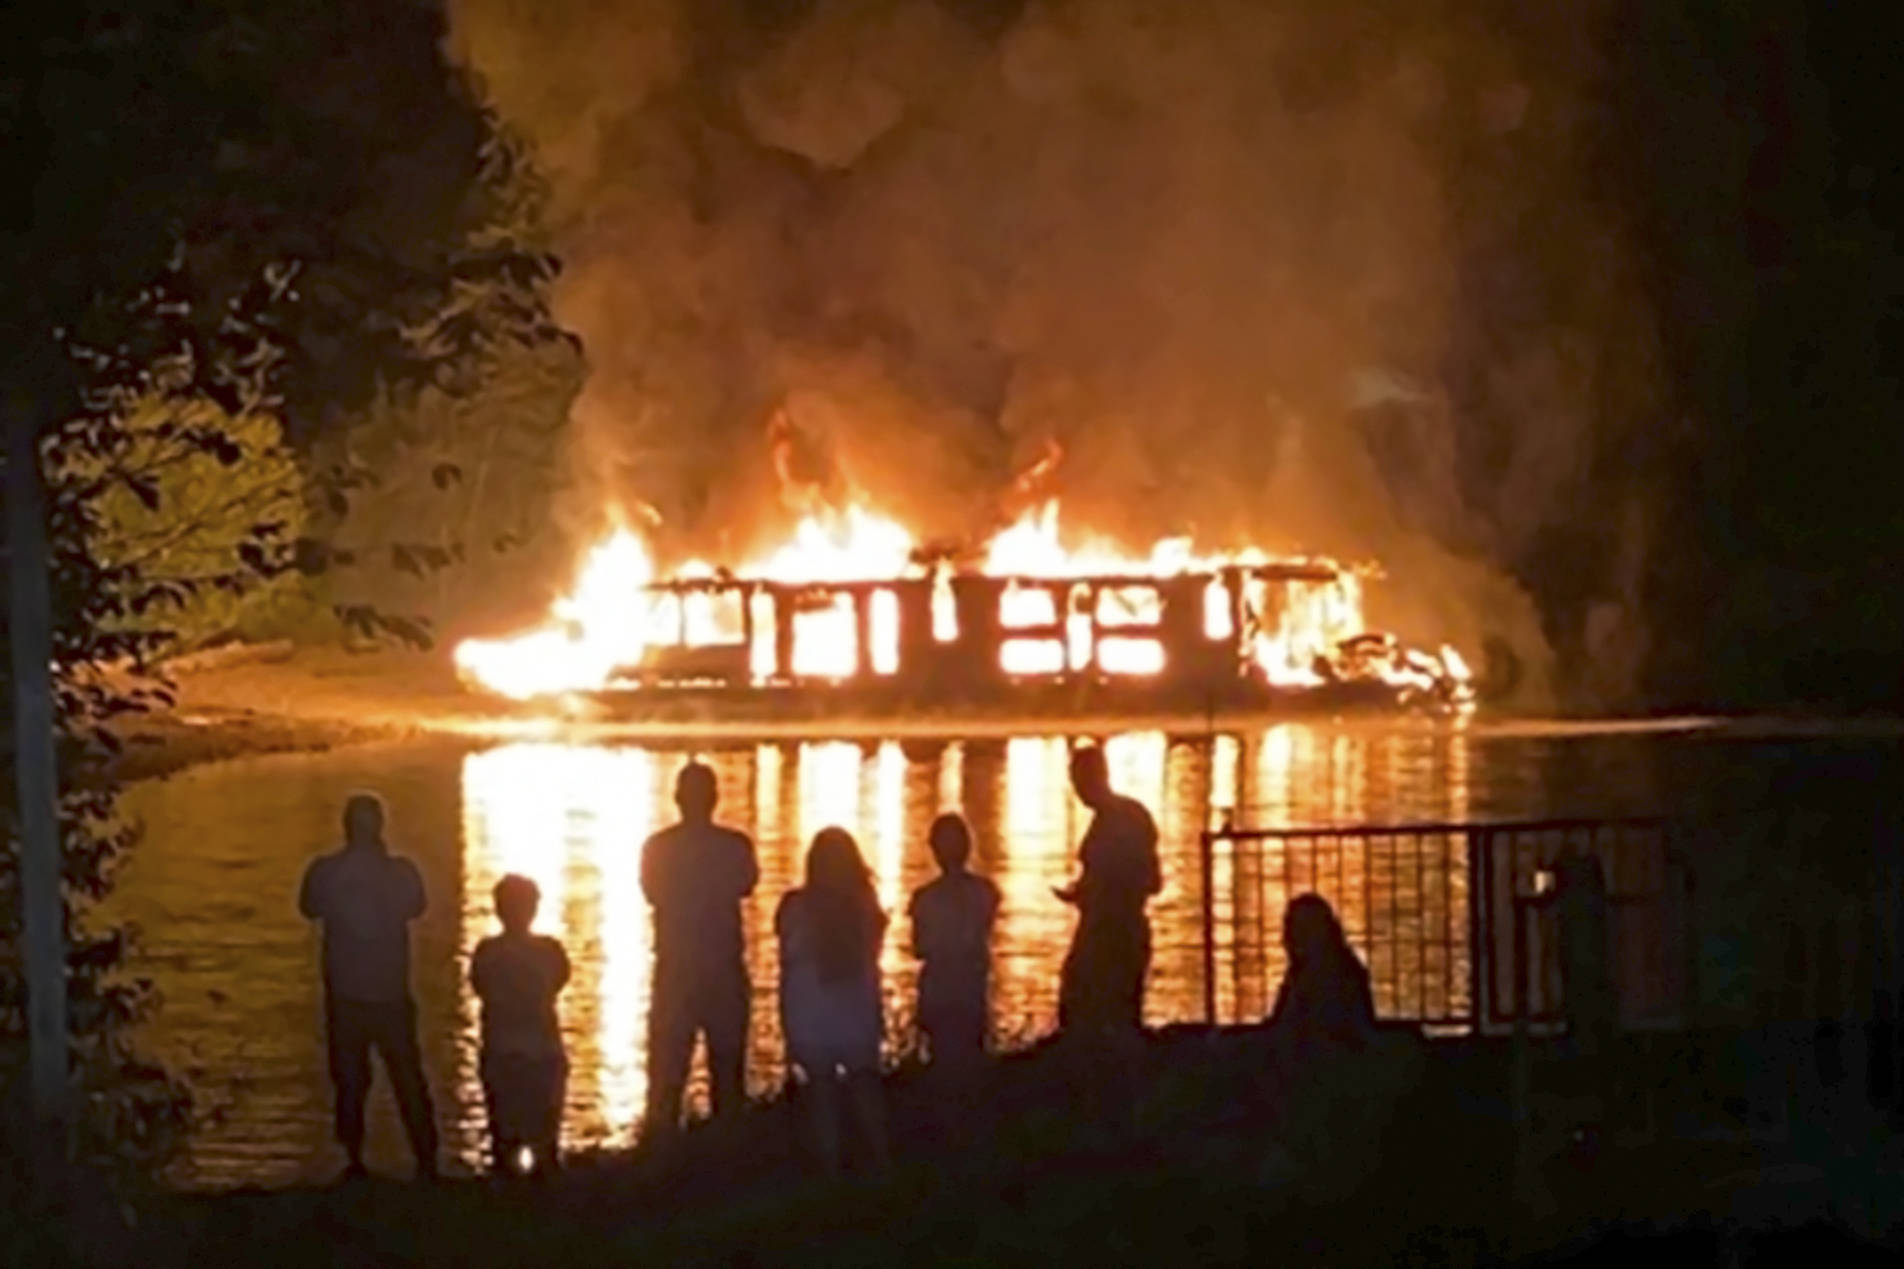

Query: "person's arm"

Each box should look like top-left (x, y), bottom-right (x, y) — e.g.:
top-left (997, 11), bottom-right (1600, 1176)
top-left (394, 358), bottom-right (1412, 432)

top-left (907, 891), bottom-right (925, 959)
top-left (1055, 825), bottom-right (1092, 904)
top-left (734, 831), bottom-right (760, 898)
top-left (1350, 964), bottom-right (1377, 1033)
top-left (1268, 972), bottom-right (1293, 1024)
top-left (297, 859), bottom-right (324, 920)
top-left (551, 941), bottom-right (572, 993)
top-left (470, 942), bottom-right (492, 1001)
top-left (400, 859), bottom-right (427, 920)
top-left (1139, 808), bottom-right (1163, 896)
top-left (639, 832), bottom-right (661, 905)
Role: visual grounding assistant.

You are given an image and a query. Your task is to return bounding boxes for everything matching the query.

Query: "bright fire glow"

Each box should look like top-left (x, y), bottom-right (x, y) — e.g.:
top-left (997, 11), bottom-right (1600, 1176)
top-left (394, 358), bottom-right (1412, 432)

top-left (751, 506), bottom-right (914, 679)
top-left (453, 497), bottom-right (1473, 706)
top-left (453, 529), bottom-right (656, 700)
top-left (981, 501), bottom-right (1343, 684)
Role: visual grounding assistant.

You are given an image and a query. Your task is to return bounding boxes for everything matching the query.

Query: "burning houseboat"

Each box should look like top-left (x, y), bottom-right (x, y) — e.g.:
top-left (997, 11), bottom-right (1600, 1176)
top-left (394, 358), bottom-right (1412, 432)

top-left (454, 501), bottom-right (1473, 720)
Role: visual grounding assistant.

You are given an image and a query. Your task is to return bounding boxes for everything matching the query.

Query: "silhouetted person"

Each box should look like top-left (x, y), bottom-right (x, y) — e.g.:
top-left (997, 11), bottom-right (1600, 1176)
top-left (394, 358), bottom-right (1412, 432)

top-left (909, 813), bottom-right (1000, 1071)
top-left (1268, 893), bottom-right (1376, 1055)
top-left (641, 761), bottom-right (759, 1140)
top-left (298, 793), bottom-right (438, 1180)
top-left (1056, 745), bottom-right (1162, 1038)
top-left (1258, 894), bottom-right (1406, 1196)
top-left (1550, 850), bottom-right (1616, 1060)
top-left (471, 874), bottom-right (570, 1177)
top-left (777, 827), bottom-right (891, 1175)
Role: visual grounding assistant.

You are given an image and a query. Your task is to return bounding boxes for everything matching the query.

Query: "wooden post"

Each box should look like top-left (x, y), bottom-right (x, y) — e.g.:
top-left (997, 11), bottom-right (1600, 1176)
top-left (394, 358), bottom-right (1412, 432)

top-left (773, 585), bottom-right (796, 681)
top-left (5, 403), bottom-right (69, 1145)
top-left (853, 587), bottom-right (872, 679)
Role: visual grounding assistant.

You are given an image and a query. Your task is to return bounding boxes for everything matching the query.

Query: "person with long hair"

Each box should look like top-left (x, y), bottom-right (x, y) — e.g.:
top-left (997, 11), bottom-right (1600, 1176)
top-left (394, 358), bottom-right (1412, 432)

top-left (1260, 893), bottom-right (1402, 1195)
top-left (1270, 893), bottom-right (1376, 1053)
top-left (775, 827), bottom-right (891, 1175)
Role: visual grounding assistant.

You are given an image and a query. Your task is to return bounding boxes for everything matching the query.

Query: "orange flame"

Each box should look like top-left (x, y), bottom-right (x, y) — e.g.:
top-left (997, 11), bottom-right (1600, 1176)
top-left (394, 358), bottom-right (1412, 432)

top-left (452, 497), bottom-right (1472, 706)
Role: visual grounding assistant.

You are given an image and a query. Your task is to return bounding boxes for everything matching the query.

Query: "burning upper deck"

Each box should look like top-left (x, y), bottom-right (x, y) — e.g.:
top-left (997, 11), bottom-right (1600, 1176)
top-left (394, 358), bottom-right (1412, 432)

top-left (453, 500), bottom-right (1473, 717)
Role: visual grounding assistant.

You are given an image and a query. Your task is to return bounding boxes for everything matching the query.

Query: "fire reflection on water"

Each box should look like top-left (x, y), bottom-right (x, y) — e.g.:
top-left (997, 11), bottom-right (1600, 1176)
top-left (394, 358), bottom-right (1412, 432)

top-left (448, 726), bottom-right (1474, 1169)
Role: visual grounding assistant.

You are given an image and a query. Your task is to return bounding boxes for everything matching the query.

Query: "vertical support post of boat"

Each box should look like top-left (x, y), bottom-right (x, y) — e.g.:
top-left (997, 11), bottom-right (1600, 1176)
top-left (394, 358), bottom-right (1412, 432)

top-left (5, 400), bottom-right (70, 1153)
top-left (740, 580), bottom-right (756, 669)
top-left (853, 585), bottom-right (873, 679)
top-left (1200, 827), bottom-right (1218, 1026)
top-left (773, 584), bottom-right (796, 681)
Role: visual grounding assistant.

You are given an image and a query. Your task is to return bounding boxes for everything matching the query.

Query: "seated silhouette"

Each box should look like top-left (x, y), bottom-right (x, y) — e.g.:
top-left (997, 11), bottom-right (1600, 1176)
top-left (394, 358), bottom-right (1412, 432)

top-left (1257, 894), bottom-right (1415, 1196)
top-left (1268, 893), bottom-right (1376, 1055)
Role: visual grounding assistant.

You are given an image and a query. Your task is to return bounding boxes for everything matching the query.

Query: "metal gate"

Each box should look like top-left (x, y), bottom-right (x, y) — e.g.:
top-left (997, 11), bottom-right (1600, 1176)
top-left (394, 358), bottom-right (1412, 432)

top-left (1195, 818), bottom-right (1695, 1033)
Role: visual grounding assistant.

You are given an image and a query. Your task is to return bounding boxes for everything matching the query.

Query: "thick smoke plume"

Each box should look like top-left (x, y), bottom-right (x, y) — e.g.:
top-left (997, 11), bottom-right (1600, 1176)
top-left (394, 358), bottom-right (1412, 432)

top-left (447, 0), bottom-right (1661, 705)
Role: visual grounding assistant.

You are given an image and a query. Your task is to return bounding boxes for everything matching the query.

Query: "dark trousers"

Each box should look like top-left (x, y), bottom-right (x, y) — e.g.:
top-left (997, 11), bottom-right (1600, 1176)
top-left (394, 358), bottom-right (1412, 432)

top-left (645, 965), bottom-right (749, 1136)
top-left (326, 996), bottom-right (438, 1167)
top-left (482, 1053), bottom-right (567, 1174)
top-left (920, 999), bottom-right (988, 1070)
top-left (1059, 915), bottom-right (1151, 1036)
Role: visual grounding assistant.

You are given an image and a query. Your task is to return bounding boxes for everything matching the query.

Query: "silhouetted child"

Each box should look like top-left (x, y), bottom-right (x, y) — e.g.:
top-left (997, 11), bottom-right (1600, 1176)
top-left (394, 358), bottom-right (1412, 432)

top-left (908, 813), bottom-right (1000, 1071)
top-left (470, 874), bottom-right (570, 1177)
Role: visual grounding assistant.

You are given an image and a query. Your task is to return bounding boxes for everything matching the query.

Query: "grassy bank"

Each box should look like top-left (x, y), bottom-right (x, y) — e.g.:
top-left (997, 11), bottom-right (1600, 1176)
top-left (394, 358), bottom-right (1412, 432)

top-left (12, 1026), bottom-right (1900, 1267)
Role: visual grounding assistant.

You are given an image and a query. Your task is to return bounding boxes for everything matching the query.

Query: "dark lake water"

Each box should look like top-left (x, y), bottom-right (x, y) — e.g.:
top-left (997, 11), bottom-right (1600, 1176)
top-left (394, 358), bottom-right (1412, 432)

top-left (110, 716), bottom-right (1897, 1187)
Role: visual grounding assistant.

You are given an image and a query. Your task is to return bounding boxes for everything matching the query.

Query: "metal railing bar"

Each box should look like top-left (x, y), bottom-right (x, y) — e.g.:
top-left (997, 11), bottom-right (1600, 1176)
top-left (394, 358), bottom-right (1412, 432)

top-left (1199, 815), bottom-right (1668, 843)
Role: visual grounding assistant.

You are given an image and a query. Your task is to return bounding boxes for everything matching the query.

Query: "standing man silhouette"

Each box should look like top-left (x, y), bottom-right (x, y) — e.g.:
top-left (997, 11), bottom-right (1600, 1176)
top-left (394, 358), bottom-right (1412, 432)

top-left (641, 760), bottom-right (760, 1141)
top-left (1056, 744), bottom-right (1162, 1038)
top-left (298, 792), bottom-right (438, 1181)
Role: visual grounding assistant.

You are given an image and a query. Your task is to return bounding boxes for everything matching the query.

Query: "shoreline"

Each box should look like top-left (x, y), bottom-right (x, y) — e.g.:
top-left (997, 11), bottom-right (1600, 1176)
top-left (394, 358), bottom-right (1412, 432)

top-left (104, 644), bottom-right (1902, 783)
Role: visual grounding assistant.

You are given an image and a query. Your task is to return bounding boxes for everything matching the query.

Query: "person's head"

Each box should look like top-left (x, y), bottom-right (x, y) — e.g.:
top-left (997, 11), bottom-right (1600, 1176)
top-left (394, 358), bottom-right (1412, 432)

top-left (807, 826), bottom-right (870, 896)
top-left (805, 826), bottom-right (877, 982)
top-left (493, 873), bottom-right (540, 934)
top-left (927, 813), bottom-right (972, 874)
top-left (1068, 744), bottom-right (1111, 808)
top-left (674, 760), bottom-right (718, 823)
top-left (1282, 893), bottom-right (1345, 966)
top-left (342, 793), bottom-right (385, 849)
